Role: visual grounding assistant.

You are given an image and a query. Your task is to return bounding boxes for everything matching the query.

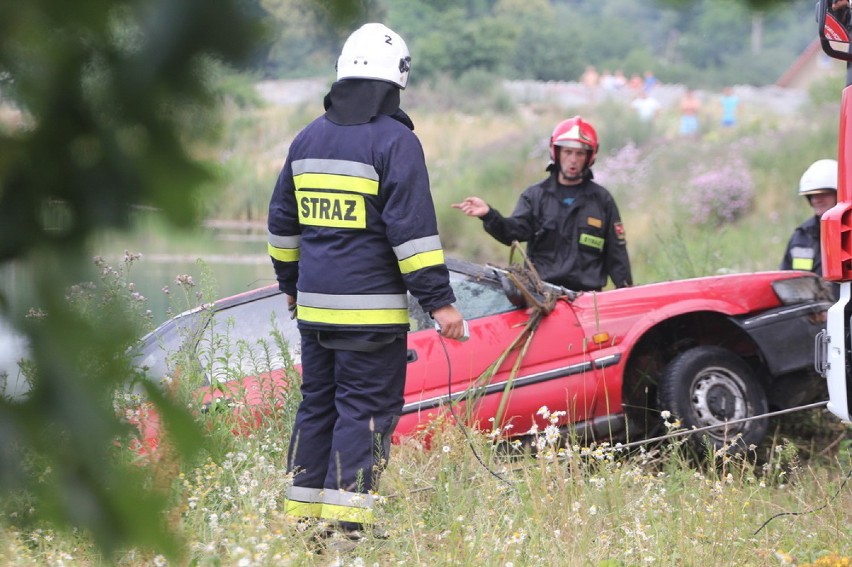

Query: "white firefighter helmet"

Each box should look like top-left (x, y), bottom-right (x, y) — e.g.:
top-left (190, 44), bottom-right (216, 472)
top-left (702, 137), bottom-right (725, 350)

top-left (798, 159), bottom-right (838, 196)
top-left (336, 23), bottom-right (411, 89)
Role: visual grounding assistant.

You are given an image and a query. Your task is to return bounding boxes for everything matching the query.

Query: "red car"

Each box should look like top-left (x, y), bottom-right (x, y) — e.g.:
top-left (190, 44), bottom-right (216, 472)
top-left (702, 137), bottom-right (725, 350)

top-left (132, 258), bottom-right (832, 454)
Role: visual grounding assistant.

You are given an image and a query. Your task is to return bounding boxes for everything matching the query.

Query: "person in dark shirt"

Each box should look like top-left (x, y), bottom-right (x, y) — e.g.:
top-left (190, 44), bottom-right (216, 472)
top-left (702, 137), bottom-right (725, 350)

top-left (453, 116), bottom-right (632, 291)
top-left (781, 159), bottom-right (838, 276)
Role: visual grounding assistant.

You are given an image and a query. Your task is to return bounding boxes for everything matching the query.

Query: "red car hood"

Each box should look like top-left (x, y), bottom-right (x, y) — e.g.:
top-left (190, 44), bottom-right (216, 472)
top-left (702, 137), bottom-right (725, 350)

top-left (576, 270), bottom-right (795, 312)
top-left (559, 271), bottom-right (804, 366)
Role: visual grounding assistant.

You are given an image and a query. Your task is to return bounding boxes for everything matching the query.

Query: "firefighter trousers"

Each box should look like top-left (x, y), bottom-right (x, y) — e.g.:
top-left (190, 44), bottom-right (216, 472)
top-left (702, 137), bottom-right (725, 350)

top-left (285, 329), bottom-right (407, 526)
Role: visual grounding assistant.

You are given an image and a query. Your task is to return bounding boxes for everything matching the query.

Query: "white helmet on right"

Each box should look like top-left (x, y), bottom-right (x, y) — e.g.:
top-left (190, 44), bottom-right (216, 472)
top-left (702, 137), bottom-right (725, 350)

top-left (798, 159), bottom-right (838, 196)
top-left (336, 23), bottom-right (411, 89)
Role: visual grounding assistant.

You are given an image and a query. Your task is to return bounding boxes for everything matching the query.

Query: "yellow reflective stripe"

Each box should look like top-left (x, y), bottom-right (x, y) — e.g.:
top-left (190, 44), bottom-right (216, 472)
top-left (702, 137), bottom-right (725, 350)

top-left (294, 173), bottom-right (379, 196)
top-left (398, 250), bottom-right (445, 274)
top-left (298, 306), bottom-right (409, 326)
top-left (285, 500), bottom-right (323, 518)
top-left (320, 489), bottom-right (376, 524)
top-left (579, 233), bottom-right (605, 250)
top-left (792, 258), bottom-right (814, 271)
top-left (268, 242), bottom-right (299, 262)
top-left (297, 191), bottom-right (366, 229)
top-left (321, 503), bottom-right (374, 525)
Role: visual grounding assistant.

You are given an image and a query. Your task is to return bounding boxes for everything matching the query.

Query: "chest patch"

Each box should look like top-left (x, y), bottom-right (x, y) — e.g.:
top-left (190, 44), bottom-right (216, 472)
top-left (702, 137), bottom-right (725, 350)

top-left (579, 233), bottom-right (605, 250)
top-left (587, 216), bottom-right (602, 228)
top-left (298, 191), bottom-right (366, 229)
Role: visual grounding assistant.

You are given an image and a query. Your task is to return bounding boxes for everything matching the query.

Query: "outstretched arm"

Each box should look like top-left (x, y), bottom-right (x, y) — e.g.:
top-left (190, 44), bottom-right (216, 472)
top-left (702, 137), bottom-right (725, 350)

top-left (452, 196), bottom-right (490, 217)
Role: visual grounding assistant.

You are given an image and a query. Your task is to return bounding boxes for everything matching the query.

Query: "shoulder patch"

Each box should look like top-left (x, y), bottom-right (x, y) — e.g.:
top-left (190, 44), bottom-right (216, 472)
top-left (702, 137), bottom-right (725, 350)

top-left (614, 222), bottom-right (626, 240)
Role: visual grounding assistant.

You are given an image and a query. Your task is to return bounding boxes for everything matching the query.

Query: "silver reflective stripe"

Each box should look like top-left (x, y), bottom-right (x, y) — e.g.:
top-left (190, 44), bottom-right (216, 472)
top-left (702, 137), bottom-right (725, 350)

top-left (323, 489), bottom-right (376, 509)
top-left (286, 486), bottom-right (323, 502)
top-left (298, 291), bottom-right (408, 310)
top-left (292, 158), bottom-right (379, 181)
top-left (268, 232), bottom-right (301, 248)
top-left (393, 235), bottom-right (443, 260)
top-left (790, 246), bottom-right (815, 259)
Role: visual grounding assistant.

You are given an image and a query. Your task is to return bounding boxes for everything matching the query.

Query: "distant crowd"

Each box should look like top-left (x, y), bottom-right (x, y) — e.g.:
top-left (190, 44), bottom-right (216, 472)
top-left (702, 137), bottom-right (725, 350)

top-left (578, 65), bottom-right (741, 137)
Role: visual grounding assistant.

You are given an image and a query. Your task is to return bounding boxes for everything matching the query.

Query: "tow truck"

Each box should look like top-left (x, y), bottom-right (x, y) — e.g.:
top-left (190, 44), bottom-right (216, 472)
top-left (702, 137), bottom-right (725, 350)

top-left (816, 0), bottom-right (852, 422)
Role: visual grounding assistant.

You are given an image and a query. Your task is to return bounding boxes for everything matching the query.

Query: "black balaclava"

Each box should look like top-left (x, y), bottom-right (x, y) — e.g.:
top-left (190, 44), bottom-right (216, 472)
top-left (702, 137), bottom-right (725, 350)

top-left (324, 79), bottom-right (414, 130)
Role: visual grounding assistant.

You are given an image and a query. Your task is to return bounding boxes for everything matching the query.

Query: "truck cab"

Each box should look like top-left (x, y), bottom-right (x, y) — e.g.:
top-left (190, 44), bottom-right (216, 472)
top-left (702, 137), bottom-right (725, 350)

top-left (815, 0), bottom-right (852, 421)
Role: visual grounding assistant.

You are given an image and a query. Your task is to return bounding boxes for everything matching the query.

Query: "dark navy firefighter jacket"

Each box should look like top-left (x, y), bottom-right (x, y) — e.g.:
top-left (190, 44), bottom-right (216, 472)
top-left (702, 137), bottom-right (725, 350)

top-left (780, 216), bottom-right (822, 274)
top-left (268, 112), bottom-right (456, 333)
top-left (481, 174), bottom-right (633, 292)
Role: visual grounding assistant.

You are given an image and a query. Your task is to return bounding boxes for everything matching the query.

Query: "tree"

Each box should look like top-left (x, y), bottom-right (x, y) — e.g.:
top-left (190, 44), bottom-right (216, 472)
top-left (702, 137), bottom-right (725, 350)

top-left (260, 0), bottom-right (385, 77)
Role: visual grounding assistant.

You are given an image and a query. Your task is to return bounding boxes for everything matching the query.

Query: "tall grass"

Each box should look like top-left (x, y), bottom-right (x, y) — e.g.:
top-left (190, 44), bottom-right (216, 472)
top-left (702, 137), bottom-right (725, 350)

top-left (2, 258), bottom-right (850, 565)
top-left (3, 341), bottom-right (849, 565)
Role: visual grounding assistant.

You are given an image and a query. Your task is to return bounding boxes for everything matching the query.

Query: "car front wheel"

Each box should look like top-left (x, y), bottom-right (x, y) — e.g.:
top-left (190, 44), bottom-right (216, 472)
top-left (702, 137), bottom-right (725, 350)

top-left (658, 345), bottom-right (768, 452)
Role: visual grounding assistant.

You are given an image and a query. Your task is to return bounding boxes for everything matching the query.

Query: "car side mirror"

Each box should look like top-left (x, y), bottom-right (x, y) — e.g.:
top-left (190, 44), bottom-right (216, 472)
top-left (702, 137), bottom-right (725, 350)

top-left (818, 0), bottom-right (852, 61)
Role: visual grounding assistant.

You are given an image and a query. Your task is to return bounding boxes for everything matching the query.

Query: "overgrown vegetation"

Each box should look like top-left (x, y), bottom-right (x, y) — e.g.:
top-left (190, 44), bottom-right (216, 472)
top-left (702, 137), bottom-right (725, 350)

top-left (196, 68), bottom-right (846, 287)
top-left (1, 0), bottom-right (850, 562)
top-left (0, 0), bottom-right (269, 557)
top-left (1, 260), bottom-right (848, 564)
top-left (6, 72), bottom-right (852, 556)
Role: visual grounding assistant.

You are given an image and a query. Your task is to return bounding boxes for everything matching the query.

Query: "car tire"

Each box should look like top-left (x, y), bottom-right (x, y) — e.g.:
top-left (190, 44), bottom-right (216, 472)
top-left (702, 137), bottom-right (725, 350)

top-left (658, 345), bottom-right (768, 453)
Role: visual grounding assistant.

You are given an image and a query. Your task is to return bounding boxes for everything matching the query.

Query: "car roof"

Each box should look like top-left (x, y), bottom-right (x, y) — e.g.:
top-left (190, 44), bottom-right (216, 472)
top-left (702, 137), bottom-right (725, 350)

top-left (204, 257), bottom-right (504, 313)
top-left (136, 257), bottom-right (504, 341)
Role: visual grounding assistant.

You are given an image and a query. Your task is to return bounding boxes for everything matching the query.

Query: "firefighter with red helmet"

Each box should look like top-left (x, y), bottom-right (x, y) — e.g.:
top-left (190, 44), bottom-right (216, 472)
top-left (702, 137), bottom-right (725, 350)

top-left (268, 23), bottom-right (464, 543)
top-left (453, 116), bottom-right (632, 291)
top-left (780, 158), bottom-right (838, 275)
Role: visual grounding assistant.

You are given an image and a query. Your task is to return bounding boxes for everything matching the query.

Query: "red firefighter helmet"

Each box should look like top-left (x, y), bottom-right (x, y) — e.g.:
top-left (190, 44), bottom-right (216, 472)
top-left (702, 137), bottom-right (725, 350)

top-left (549, 116), bottom-right (599, 167)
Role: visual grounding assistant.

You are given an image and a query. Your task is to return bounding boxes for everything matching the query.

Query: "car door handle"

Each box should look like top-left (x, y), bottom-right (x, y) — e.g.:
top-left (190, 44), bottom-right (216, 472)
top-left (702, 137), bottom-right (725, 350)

top-left (407, 349), bottom-right (418, 363)
top-left (815, 329), bottom-right (830, 376)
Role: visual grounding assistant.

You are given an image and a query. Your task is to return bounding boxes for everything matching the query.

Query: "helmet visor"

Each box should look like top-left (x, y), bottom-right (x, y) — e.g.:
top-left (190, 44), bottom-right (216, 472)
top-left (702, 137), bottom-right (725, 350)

top-left (554, 140), bottom-right (592, 151)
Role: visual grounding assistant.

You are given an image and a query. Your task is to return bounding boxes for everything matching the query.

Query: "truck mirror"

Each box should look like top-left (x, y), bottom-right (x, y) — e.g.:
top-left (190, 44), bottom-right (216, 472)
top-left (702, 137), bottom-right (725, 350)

top-left (819, 0), bottom-right (852, 60)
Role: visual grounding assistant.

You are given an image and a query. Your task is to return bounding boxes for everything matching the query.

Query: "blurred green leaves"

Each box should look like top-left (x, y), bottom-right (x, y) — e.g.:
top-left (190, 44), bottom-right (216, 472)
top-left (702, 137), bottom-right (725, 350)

top-left (658, 0), bottom-right (798, 9)
top-left (0, 0), bottom-right (271, 559)
top-left (0, 0), bottom-right (268, 258)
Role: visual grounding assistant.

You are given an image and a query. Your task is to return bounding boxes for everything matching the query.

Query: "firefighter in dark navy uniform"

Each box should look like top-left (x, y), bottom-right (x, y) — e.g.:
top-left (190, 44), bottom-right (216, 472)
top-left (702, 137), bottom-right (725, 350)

top-left (267, 23), bottom-right (464, 543)
top-left (781, 158), bottom-right (838, 276)
top-left (453, 116), bottom-right (632, 291)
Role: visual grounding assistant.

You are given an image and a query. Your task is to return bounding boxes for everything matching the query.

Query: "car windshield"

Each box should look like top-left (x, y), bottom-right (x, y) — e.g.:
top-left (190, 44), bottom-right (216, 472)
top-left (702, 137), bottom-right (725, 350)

top-left (408, 269), bottom-right (515, 331)
top-left (199, 293), bottom-right (295, 384)
top-left (136, 261), bottom-right (517, 385)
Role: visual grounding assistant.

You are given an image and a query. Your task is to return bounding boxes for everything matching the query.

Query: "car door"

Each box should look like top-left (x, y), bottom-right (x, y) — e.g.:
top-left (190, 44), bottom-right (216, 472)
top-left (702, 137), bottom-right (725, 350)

top-left (397, 269), bottom-right (595, 441)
